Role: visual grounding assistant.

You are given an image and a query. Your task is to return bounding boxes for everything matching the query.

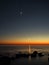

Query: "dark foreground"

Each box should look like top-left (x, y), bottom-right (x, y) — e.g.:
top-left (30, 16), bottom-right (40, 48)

top-left (0, 51), bottom-right (49, 65)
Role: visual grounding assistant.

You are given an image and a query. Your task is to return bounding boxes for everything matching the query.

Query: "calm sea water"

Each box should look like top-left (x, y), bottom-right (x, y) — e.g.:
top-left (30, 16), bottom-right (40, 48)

top-left (11, 55), bottom-right (49, 65)
top-left (0, 45), bottom-right (49, 65)
top-left (0, 45), bottom-right (49, 53)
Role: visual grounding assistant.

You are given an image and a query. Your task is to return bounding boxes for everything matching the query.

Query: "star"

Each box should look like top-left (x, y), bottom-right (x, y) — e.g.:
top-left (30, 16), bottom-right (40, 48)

top-left (20, 11), bottom-right (23, 16)
top-left (16, 8), bottom-right (23, 16)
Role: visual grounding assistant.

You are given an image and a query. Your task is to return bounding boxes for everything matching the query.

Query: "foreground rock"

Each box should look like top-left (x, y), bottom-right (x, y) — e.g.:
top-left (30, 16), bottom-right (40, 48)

top-left (31, 51), bottom-right (38, 57)
top-left (0, 56), bottom-right (11, 65)
top-left (38, 53), bottom-right (44, 57)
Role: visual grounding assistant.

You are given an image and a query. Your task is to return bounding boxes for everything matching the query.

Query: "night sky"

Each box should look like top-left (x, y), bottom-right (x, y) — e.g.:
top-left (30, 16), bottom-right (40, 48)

top-left (0, 0), bottom-right (49, 44)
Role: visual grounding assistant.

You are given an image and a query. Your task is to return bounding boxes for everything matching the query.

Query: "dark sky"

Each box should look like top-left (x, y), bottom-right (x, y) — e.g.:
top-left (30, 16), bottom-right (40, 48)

top-left (0, 0), bottom-right (49, 43)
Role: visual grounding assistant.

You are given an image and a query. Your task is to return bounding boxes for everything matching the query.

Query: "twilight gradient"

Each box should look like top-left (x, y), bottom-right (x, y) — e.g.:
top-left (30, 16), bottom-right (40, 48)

top-left (0, 0), bottom-right (49, 44)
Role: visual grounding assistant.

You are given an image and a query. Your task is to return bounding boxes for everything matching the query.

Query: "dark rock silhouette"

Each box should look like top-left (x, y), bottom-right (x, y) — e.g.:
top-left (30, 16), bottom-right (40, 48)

top-left (0, 56), bottom-right (11, 65)
top-left (16, 51), bottom-right (30, 58)
top-left (11, 56), bottom-right (15, 60)
top-left (31, 51), bottom-right (38, 57)
top-left (38, 53), bottom-right (44, 57)
top-left (16, 53), bottom-right (29, 58)
top-left (48, 57), bottom-right (49, 62)
top-left (48, 54), bottom-right (49, 56)
top-left (16, 51), bottom-right (38, 58)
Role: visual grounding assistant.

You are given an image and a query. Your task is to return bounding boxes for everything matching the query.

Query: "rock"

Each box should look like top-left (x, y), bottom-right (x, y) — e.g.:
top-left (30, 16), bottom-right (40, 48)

top-left (38, 53), bottom-right (44, 57)
top-left (31, 51), bottom-right (38, 57)
top-left (0, 56), bottom-right (11, 65)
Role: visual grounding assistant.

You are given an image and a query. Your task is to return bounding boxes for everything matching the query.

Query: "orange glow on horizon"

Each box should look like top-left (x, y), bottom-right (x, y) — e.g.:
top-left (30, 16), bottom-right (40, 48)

top-left (1, 33), bottom-right (49, 45)
top-left (0, 40), bottom-right (49, 45)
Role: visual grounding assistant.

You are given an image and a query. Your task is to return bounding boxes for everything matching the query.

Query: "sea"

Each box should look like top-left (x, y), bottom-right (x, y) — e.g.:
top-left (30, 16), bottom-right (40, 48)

top-left (0, 45), bottom-right (49, 65)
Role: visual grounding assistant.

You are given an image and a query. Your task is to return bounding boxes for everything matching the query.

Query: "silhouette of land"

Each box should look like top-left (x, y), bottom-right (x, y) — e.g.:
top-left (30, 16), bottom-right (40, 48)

top-left (0, 45), bottom-right (49, 65)
top-left (0, 50), bottom-right (49, 65)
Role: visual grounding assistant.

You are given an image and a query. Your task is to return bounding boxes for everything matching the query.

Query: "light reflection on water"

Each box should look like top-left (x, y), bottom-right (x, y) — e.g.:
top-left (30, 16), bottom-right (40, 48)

top-left (28, 56), bottom-right (31, 61)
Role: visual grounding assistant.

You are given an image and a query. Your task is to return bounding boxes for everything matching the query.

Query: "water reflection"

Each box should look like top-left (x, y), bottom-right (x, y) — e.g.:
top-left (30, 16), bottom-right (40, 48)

top-left (29, 56), bottom-right (31, 61)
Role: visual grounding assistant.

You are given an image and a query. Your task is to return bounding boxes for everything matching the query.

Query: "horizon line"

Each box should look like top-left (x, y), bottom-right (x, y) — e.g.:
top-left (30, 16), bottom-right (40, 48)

top-left (0, 44), bottom-right (49, 45)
